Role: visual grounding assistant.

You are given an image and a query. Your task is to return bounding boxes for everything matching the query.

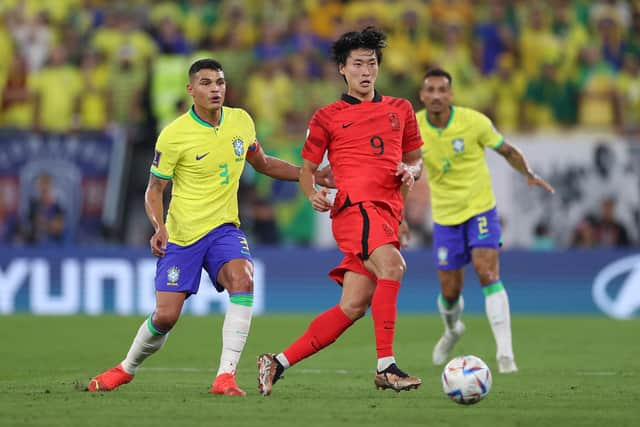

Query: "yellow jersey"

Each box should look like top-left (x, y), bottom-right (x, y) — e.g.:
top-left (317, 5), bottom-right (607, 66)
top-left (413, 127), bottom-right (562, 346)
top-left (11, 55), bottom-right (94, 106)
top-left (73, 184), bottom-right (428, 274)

top-left (150, 105), bottom-right (257, 246)
top-left (416, 106), bottom-right (503, 225)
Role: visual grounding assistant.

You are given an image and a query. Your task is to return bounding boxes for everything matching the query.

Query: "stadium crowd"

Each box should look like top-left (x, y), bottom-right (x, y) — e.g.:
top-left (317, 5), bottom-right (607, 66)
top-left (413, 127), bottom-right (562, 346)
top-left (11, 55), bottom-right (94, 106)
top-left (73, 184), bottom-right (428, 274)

top-left (0, 0), bottom-right (638, 248)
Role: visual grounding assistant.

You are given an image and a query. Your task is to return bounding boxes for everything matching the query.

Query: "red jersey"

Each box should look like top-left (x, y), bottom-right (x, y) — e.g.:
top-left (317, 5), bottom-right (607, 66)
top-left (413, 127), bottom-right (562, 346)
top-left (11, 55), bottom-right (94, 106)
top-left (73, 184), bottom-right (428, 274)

top-left (302, 91), bottom-right (423, 221)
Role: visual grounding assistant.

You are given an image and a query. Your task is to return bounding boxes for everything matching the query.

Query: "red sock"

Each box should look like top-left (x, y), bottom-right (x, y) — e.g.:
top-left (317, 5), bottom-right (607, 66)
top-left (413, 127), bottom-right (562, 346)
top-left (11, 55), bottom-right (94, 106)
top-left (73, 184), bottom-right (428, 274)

top-left (371, 279), bottom-right (401, 359)
top-left (283, 305), bottom-right (353, 366)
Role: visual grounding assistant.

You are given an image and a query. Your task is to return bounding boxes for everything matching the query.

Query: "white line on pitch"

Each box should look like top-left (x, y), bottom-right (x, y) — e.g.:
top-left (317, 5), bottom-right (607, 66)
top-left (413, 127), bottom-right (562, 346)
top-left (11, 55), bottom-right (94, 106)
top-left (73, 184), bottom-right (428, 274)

top-left (576, 371), bottom-right (619, 376)
top-left (138, 367), bottom-right (358, 374)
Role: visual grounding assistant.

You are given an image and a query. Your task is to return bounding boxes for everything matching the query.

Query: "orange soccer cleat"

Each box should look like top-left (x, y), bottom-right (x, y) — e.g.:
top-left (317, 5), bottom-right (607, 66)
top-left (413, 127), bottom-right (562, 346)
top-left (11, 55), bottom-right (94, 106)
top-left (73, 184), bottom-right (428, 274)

top-left (87, 364), bottom-right (134, 392)
top-left (211, 373), bottom-right (247, 396)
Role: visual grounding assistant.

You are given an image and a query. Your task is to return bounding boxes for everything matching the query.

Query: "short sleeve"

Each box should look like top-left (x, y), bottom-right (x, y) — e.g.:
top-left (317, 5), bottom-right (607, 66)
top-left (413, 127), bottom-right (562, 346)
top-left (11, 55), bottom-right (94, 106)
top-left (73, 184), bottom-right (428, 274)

top-left (150, 128), bottom-right (179, 179)
top-left (301, 110), bottom-right (330, 165)
top-left (402, 100), bottom-right (423, 153)
top-left (477, 112), bottom-right (504, 149)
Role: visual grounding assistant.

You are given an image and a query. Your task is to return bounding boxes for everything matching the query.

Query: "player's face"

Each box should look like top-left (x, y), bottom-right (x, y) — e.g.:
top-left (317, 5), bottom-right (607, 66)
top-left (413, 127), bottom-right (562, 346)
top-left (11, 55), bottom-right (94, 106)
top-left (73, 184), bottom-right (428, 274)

top-left (187, 68), bottom-right (226, 111)
top-left (420, 76), bottom-right (452, 113)
top-left (339, 48), bottom-right (378, 97)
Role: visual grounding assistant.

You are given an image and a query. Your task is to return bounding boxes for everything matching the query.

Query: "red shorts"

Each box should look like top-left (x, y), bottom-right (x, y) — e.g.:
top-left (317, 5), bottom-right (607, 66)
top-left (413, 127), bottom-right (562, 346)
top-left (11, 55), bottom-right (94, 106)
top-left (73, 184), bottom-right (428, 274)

top-left (328, 201), bottom-right (400, 285)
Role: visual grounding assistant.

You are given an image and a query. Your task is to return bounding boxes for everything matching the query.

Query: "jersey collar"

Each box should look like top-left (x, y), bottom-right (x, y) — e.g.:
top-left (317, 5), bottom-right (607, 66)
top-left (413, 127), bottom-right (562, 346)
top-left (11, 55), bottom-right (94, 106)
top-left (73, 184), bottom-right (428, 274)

top-left (425, 106), bottom-right (455, 131)
top-left (189, 105), bottom-right (224, 128)
top-left (341, 90), bottom-right (382, 104)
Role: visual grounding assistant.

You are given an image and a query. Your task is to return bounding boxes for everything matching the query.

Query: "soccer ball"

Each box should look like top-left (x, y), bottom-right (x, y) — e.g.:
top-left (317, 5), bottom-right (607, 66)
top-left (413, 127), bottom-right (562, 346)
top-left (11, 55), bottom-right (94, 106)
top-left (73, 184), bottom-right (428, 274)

top-left (441, 355), bottom-right (492, 405)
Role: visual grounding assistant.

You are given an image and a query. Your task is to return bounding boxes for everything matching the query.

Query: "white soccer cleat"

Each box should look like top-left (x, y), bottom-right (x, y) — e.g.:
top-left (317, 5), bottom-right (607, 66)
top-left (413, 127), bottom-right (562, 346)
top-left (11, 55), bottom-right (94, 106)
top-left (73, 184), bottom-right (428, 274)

top-left (432, 321), bottom-right (465, 365)
top-left (497, 356), bottom-right (518, 374)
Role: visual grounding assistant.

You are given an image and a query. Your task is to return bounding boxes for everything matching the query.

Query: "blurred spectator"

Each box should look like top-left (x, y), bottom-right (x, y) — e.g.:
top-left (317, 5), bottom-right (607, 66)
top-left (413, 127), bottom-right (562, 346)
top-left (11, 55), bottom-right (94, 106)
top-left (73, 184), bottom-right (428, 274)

top-left (20, 173), bottom-right (66, 245)
top-left (197, 31), bottom-right (253, 107)
top-left (30, 45), bottom-right (82, 133)
top-left (91, 10), bottom-right (156, 69)
top-left (153, 16), bottom-right (191, 55)
top-left (10, 10), bottom-right (53, 72)
top-left (617, 53), bottom-right (640, 133)
top-left (286, 12), bottom-right (331, 77)
top-left (386, 8), bottom-right (433, 77)
top-left (0, 202), bottom-right (18, 244)
top-left (108, 45), bottom-right (146, 138)
top-left (486, 53), bottom-right (526, 132)
top-left (251, 198), bottom-right (280, 245)
top-left (550, 0), bottom-right (589, 81)
top-left (306, 0), bottom-right (344, 39)
top-left (522, 62), bottom-right (578, 130)
top-left (570, 215), bottom-right (599, 248)
top-left (595, 197), bottom-right (631, 247)
top-left (77, 49), bottom-right (111, 130)
top-left (429, 0), bottom-right (474, 27)
top-left (254, 25), bottom-right (287, 62)
top-left (285, 54), bottom-right (315, 129)
top-left (626, 10), bottom-right (640, 58)
top-left (595, 13), bottom-right (626, 71)
top-left (245, 59), bottom-right (292, 140)
top-left (474, 0), bottom-right (516, 75)
top-left (209, 2), bottom-right (256, 49)
top-left (435, 21), bottom-right (489, 111)
top-left (575, 46), bottom-right (619, 129)
top-left (531, 222), bottom-right (555, 251)
top-left (590, 0), bottom-right (631, 31)
top-left (1, 53), bottom-right (33, 129)
top-left (519, 5), bottom-right (560, 78)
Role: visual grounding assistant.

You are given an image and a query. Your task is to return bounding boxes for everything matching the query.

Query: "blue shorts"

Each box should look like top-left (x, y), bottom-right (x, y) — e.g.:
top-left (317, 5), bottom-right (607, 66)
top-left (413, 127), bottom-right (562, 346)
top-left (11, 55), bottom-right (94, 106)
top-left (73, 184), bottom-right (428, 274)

top-left (155, 223), bottom-right (252, 294)
top-left (432, 207), bottom-right (502, 270)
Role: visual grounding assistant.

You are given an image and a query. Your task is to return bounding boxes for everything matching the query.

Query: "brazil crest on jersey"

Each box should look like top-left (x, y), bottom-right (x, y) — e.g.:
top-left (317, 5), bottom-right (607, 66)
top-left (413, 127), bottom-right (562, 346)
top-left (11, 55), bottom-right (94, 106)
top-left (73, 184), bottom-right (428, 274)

top-left (416, 106), bottom-right (503, 225)
top-left (150, 105), bottom-right (259, 246)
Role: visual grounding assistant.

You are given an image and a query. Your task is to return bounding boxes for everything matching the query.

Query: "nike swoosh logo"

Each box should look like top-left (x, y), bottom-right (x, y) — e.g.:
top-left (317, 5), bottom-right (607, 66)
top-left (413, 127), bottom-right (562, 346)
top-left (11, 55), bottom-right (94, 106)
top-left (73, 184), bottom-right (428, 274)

top-left (342, 122), bottom-right (353, 128)
top-left (196, 153), bottom-right (209, 160)
top-left (477, 234), bottom-right (490, 240)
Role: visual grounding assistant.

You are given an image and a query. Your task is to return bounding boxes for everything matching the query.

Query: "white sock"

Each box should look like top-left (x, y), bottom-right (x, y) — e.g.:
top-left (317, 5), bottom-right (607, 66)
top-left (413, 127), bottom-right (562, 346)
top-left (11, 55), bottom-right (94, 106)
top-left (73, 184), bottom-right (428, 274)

top-left (275, 353), bottom-right (290, 369)
top-left (377, 356), bottom-right (396, 372)
top-left (484, 284), bottom-right (514, 359)
top-left (216, 301), bottom-right (252, 376)
top-left (437, 294), bottom-right (464, 332)
top-left (120, 317), bottom-right (168, 375)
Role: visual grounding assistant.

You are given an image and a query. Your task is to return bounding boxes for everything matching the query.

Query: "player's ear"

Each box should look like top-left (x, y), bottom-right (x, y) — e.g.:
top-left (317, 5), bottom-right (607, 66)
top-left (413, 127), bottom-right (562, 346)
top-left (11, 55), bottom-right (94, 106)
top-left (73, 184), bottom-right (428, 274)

top-left (186, 83), bottom-right (193, 96)
top-left (338, 63), bottom-right (345, 76)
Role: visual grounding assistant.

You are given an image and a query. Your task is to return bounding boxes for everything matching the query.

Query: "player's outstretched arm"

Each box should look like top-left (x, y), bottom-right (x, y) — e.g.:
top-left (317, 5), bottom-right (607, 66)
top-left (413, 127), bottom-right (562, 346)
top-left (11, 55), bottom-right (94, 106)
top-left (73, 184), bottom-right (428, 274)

top-left (496, 141), bottom-right (555, 194)
top-left (300, 159), bottom-right (333, 212)
top-left (145, 174), bottom-right (170, 257)
top-left (247, 148), bottom-right (300, 181)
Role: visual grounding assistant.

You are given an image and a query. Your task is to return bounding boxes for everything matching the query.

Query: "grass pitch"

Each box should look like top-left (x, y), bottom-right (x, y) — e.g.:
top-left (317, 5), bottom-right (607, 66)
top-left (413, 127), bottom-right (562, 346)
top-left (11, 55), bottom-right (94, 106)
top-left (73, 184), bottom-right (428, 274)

top-left (0, 315), bottom-right (637, 427)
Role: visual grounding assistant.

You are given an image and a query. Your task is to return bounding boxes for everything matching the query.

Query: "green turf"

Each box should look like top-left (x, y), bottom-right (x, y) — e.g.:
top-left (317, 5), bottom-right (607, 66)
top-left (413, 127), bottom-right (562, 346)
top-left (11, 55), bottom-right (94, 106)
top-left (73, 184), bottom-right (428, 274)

top-left (0, 315), bottom-right (638, 427)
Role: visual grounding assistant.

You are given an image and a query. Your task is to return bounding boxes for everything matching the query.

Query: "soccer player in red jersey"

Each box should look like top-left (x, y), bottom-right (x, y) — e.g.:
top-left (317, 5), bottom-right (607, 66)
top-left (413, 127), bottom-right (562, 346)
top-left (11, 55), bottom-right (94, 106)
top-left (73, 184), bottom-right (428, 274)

top-left (257, 27), bottom-right (424, 395)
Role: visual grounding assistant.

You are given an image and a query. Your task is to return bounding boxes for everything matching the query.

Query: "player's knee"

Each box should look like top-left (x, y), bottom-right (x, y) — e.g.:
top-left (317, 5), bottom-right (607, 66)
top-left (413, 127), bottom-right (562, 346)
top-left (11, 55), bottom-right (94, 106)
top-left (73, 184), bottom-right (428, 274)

top-left (476, 268), bottom-right (499, 285)
top-left (226, 270), bottom-right (254, 293)
top-left (340, 300), bottom-right (368, 320)
top-left (378, 262), bottom-right (405, 281)
top-left (152, 310), bottom-right (180, 331)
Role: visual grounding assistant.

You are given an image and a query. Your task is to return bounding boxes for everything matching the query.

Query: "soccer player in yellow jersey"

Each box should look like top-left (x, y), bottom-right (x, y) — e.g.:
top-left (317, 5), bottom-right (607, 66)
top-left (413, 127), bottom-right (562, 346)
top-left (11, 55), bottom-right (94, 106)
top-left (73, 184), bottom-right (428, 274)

top-left (414, 68), bottom-right (555, 374)
top-left (88, 59), bottom-right (325, 396)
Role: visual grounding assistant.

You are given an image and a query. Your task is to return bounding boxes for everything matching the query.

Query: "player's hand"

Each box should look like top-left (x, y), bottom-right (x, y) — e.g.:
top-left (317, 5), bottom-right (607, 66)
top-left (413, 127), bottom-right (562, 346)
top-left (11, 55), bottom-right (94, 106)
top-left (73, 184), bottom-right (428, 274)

top-left (399, 219), bottom-right (410, 248)
top-left (314, 165), bottom-right (335, 188)
top-left (150, 225), bottom-right (169, 257)
top-left (396, 162), bottom-right (416, 190)
top-left (309, 188), bottom-right (333, 212)
top-left (527, 173), bottom-right (555, 194)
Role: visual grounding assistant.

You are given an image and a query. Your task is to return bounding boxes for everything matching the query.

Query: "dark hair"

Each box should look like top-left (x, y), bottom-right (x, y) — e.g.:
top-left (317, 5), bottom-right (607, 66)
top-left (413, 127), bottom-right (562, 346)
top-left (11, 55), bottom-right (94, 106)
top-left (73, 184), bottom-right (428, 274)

top-left (188, 58), bottom-right (223, 79)
top-left (423, 68), bottom-right (453, 86)
top-left (331, 26), bottom-right (387, 66)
